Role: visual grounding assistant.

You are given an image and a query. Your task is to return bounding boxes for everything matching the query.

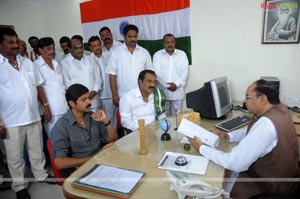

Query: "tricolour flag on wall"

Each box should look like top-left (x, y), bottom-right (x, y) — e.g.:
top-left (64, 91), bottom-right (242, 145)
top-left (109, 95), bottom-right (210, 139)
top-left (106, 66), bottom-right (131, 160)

top-left (80, 0), bottom-right (192, 64)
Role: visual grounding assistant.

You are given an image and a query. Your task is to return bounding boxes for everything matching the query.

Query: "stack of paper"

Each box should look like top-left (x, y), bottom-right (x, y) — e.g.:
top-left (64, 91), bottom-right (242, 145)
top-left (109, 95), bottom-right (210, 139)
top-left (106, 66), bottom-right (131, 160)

top-left (72, 164), bottom-right (145, 199)
top-left (177, 118), bottom-right (219, 147)
top-left (158, 152), bottom-right (209, 175)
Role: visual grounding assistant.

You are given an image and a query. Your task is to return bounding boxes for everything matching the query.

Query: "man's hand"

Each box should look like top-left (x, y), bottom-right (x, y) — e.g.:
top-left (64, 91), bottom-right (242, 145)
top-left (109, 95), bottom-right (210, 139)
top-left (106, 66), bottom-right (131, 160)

top-left (188, 136), bottom-right (203, 151)
top-left (43, 106), bottom-right (52, 123)
top-left (91, 110), bottom-right (108, 123)
top-left (112, 97), bottom-right (119, 107)
top-left (167, 83), bottom-right (177, 92)
top-left (89, 91), bottom-right (97, 99)
top-left (102, 142), bottom-right (115, 149)
top-left (209, 128), bottom-right (229, 140)
top-left (0, 125), bottom-right (7, 139)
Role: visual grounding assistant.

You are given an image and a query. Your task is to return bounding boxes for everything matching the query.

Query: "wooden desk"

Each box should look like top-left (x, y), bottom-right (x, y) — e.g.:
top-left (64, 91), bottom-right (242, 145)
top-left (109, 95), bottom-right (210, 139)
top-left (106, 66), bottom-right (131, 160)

top-left (62, 111), bottom-right (241, 199)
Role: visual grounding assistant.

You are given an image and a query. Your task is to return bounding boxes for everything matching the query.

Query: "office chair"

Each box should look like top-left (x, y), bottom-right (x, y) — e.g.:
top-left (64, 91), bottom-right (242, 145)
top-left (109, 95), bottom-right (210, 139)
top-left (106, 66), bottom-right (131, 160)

top-left (47, 139), bottom-right (65, 186)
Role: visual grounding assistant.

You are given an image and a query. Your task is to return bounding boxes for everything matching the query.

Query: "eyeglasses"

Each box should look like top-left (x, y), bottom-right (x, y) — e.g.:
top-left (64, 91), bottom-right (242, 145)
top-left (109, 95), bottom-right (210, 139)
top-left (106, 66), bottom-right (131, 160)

top-left (245, 94), bottom-right (261, 100)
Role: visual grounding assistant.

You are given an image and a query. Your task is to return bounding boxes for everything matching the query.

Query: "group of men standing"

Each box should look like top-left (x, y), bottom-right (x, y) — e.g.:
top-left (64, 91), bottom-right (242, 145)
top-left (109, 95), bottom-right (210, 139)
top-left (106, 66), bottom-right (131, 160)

top-left (0, 24), bottom-right (189, 199)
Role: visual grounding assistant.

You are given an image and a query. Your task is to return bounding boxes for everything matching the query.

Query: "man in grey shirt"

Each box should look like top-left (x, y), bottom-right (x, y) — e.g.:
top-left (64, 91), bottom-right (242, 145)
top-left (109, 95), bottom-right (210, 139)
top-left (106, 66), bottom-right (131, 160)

top-left (50, 84), bottom-right (118, 176)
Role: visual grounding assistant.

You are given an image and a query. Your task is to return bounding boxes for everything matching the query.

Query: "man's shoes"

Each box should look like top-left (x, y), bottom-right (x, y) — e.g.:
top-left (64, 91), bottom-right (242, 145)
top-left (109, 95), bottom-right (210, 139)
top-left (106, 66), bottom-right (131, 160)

top-left (16, 189), bottom-right (31, 199)
top-left (38, 175), bottom-right (57, 185)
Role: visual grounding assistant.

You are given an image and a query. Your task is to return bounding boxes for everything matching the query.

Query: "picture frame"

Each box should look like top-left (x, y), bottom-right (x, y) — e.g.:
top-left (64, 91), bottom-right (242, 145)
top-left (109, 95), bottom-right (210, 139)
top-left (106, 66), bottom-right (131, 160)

top-left (262, 0), bottom-right (300, 44)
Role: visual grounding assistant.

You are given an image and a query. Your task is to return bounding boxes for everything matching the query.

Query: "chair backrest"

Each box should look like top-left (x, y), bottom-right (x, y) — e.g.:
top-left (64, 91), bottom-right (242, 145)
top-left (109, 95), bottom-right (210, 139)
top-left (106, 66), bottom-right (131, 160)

top-left (47, 139), bottom-right (65, 186)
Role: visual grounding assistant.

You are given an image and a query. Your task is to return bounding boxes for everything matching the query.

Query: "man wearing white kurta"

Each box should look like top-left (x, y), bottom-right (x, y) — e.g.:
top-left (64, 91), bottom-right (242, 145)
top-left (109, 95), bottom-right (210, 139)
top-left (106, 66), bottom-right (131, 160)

top-left (35, 37), bottom-right (68, 136)
top-left (153, 34), bottom-right (189, 116)
top-left (61, 35), bottom-right (102, 112)
top-left (88, 36), bottom-right (117, 129)
top-left (106, 24), bottom-right (153, 106)
top-left (119, 70), bottom-right (157, 132)
top-left (0, 27), bottom-right (52, 198)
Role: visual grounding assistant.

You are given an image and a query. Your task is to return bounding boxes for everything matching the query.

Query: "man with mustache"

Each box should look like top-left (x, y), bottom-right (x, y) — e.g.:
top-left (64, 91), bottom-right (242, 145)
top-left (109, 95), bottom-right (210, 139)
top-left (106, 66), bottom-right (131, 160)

top-left (61, 35), bottom-right (102, 112)
top-left (55, 36), bottom-right (71, 62)
top-left (34, 37), bottom-right (68, 136)
top-left (106, 24), bottom-right (153, 106)
top-left (50, 84), bottom-right (118, 177)
top-left (99, 26), bottom-right (122, 65)
top-left (119, 70), bottom-right (165, 132)
top-left (88, 36), bottom-right (117, 129)
top-left (0, 27), bottom-right (53, 199)
top-left (153, 33), bottom-right (189, 116)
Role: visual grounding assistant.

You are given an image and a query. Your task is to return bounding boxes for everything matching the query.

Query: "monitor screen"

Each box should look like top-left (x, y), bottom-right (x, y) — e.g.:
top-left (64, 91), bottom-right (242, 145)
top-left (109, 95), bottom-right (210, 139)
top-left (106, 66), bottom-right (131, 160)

top-left (186, 76), bottom-right (232, 119)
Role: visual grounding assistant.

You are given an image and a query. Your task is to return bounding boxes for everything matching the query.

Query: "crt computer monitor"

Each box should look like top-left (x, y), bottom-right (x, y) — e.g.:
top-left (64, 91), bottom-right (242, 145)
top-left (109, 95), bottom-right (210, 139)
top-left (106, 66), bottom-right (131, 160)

top-left (186, 76), bottom-right (233, 119)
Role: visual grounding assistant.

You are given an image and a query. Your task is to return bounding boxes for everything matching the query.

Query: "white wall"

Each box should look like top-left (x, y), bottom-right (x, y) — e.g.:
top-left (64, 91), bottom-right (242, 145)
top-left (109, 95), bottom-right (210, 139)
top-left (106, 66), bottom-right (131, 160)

top-left (1, 0), bottom-right (299, 107)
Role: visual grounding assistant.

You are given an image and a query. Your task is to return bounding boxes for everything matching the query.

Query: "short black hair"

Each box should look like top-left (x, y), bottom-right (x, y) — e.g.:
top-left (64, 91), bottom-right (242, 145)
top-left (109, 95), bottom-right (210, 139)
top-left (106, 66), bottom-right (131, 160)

top-left (123, 24), bottom-right (139, 35)
top-left (71, 35), bottom-right (83, 42)
top-left (65, 84), bottom-right (89, 108)
top-left (88, 36), bottom-right (100, 46)
top-left (59, 36), bottom-right (70, 44)
top-left (163, 33), bottom-right (175, 40)
top-left (37, 37), bottom-right (54, 49)
top-left (99, 27), bottom-right (111, 34)
top-left (0, 27), bottom-right (17, 43)
top-left (28, 36), bottom-right (38, 43)
top-left (254, 79), bottom-right (280, 105)
top-left (138, 70), bottom-right (156, 82)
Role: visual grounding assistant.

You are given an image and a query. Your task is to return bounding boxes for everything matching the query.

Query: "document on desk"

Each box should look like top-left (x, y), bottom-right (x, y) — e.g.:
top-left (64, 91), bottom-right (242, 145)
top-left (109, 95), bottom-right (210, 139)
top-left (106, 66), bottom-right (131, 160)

top-left (72, 164), bottom-right (145, 199)
top-left (158, 152), bottom-right (209, 175)
top-left (177, 118), bottom-right (219, 147)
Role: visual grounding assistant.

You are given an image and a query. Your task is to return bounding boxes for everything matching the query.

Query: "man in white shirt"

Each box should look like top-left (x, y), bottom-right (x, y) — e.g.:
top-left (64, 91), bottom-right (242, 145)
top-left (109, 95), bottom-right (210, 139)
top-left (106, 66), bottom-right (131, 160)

top-left (34, 37), bottom-right (68, 136)
top-left (106, 24), bottom-right (153, 106)
top-left (88, 36), bottom-right (117, 129)
top-left (189, 79), bottom-right (300, 198)
top-left (153, 33), bottom-right (189, 116)
top-left (0, 27), bottom-right (54, 199)
top-left (99, 26), bottom-right (122, 65)
top-left (61, 35), bottom-right (102, 112)
top-left (28, 36), bottom-right (39, 62)
top-left (119, 70), bottom-right (165, 132)
top-left (54, 36), bottom-right (71, 62)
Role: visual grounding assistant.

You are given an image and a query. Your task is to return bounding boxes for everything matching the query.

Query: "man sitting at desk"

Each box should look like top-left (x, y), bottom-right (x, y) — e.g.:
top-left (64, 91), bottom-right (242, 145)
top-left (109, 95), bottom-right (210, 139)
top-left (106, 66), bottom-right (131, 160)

top-left (119, 70), bottom-right (166, 132)
top-left (50, 84), bottom-right (118, 177)
top-left (189, 79), bottom-right (300, 198)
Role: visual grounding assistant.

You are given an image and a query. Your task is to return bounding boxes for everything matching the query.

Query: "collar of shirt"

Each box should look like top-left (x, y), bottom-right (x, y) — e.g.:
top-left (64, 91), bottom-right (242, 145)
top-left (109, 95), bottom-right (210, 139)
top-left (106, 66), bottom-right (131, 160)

top-left (163, 48), bottom-right (178, 55)
top-left (134, 87), bottom-right (154, 102)
top-left (66, 109), bottom-right (92, 126)
top-left (0, 54), bottom-right (22, 66)
top-left (35, 56), bottom-right (58, 70)
top-left (121, 42), bottom-right (141, 52)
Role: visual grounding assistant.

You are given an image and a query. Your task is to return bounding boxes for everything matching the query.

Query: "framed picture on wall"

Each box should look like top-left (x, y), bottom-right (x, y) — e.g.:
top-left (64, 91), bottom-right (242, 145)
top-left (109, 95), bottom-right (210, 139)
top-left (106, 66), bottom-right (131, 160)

top-left (0, 25), bottom-right (15, 30)
top-left (262, 0), bottom-right (300, 44)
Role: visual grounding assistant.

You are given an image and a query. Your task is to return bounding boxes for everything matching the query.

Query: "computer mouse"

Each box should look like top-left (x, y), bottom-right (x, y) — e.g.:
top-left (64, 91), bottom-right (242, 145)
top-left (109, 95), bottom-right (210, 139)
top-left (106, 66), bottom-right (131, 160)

top-left (175, 155), bottom-right (188, 166)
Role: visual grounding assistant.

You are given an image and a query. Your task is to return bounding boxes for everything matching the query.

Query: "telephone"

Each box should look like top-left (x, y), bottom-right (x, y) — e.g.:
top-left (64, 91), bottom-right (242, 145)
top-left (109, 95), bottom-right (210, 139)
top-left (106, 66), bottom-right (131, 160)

top-left (166, 170), bottom-right (229, 199)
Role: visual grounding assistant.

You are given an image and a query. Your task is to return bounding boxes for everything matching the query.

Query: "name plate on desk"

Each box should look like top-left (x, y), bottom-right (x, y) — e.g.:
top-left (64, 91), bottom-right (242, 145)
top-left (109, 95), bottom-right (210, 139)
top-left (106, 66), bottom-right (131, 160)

top-left (178, 111), bottom-right (200, 124)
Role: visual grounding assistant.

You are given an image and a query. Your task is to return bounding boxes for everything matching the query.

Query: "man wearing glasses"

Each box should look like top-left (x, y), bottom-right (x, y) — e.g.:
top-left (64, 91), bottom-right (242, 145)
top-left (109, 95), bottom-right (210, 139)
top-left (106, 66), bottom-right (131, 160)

top-left (189, 79), bottom-right (300, 198)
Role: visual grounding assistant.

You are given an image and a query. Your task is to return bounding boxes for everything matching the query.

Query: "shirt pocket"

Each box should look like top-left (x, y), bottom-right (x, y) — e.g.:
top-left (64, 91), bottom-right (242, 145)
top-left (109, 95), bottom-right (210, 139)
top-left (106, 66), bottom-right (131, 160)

top-left (24, 72), bottom-right (37, 86)
top-left (70, 134), bottom-right (86, 152)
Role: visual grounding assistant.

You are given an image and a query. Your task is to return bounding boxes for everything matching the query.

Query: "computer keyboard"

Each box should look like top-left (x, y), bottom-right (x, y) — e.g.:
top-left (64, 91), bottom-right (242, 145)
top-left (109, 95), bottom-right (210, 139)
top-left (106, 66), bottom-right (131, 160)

top-left (215, 115), bottom-right (251, 132)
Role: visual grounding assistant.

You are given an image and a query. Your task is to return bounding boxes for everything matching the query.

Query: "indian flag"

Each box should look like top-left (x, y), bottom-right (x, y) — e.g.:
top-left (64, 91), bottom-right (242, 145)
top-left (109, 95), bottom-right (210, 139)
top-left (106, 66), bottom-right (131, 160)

top-left (80, 0), bottom-right (192, 64)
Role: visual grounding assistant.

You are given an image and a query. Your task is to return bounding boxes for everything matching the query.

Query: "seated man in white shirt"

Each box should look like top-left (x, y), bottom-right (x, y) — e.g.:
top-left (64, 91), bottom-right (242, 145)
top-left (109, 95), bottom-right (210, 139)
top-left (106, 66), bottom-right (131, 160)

top-left (188, 79), bottom-right (300, 198)
top-left (119, 70), bottom-right (166, 132)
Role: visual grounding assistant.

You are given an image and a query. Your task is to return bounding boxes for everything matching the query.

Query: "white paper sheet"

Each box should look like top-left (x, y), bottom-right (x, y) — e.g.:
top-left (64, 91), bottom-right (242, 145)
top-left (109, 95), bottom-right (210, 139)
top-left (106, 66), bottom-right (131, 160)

top-left (158, 152), bottom-right (209, 175)
top-left (177, 118), bottom-right (219, 147)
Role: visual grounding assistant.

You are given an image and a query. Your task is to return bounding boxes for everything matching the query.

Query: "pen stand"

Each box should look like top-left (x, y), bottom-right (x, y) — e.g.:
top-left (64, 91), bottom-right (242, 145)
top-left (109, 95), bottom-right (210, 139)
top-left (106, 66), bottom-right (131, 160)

top-left (138, 119), bottom-right (147, 155)
top-left (160, 120), bottom-right (171, 141)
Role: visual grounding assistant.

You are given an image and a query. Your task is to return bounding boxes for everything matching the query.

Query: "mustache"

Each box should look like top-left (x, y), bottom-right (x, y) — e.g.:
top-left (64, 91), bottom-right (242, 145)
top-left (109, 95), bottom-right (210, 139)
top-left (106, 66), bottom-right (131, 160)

top-left (86, 104), bottom-right (91, 108)
top-left (104, 38), bottom-right (111, 41)
top-left (12, 47), bottom-right (19, 51)
top-left (149, 87), bottom-right (155, 89)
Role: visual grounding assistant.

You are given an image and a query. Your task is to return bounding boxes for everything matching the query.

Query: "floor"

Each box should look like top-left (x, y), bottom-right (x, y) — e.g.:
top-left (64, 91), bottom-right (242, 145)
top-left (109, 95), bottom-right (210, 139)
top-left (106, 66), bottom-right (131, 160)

top-left (0, 167), bottom-right (64, 199)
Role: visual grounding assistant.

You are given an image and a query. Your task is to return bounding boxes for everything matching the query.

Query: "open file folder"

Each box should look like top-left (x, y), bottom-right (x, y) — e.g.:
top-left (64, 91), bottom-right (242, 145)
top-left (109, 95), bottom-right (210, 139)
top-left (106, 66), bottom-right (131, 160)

top-left (72, 164), bottom-right (145, 199)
